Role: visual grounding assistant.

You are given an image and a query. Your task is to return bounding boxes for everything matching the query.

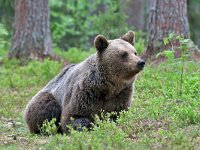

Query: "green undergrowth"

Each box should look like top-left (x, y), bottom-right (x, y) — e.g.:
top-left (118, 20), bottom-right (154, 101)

top-left (54, 47), bottom-right (95, 63)
top-left (0, 54), bottom-right (199, 149)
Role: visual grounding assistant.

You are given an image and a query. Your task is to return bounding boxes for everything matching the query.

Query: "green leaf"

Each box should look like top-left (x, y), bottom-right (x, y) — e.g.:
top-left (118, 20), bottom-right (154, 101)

top-left (162, 50), bottom-right (175, 62)
top-left (156, 52), bottom-right (162, 58)
top-left (169, 32), bottom-right (175, 40)
top-left (176, 36), bottom-right (181, 40)
top-left (182, 39), bottom-right (191, 43)
top-left (163, 38), bottom-right (169, 45)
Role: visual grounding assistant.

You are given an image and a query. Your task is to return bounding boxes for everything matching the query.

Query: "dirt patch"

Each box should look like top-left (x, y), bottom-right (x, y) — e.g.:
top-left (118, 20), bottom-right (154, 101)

top-left (121, 119), bottom-right (171, 141)
top-left (0, 117), bottom-right (49, 149)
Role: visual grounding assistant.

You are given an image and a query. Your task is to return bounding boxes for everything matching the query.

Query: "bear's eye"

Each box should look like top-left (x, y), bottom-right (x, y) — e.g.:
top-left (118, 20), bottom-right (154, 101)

top-left (121, 52), bottom-right (128, 59)
top-left (134, 52), bottom-right (137, 56)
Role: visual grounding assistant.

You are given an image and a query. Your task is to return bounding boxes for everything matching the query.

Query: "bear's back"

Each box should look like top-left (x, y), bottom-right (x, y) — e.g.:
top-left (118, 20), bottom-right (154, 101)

top-left (42, 54), bottom-right (97, 104)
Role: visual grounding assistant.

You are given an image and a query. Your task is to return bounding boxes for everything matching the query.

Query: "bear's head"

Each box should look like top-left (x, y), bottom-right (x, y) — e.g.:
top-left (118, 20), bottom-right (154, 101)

top-left (94, 31), bottom-right (145, 83)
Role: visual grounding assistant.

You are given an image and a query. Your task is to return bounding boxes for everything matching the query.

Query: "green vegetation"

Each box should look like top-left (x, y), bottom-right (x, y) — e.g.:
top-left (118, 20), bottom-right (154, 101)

top-left (188, 0), bottom-right (200, 46)
top-left (0, 0), bottom-right (131, 51)
top-left (50, 0), bottom-right (130, 50)
top-left (157, 33), bottom-right (197, 97)
top-left (0, 49), bottom-right (199, 149)
top-left (54, 47), bottom-right (95, 63)
top-left (0, 0), bottom-right (199, 149)
top-left (0, 23), bottom-right (9, 50)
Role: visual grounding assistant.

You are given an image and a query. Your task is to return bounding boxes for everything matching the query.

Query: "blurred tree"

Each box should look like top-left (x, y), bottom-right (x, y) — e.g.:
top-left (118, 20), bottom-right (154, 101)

top-left (2, 0), bottom-right (200, 54)
top-left (50, 0), bottom-right (129, 50)
top-left (92, 0), bottom-right (129, 39)
top-left (0, 0), bottom-right (14, 49)
top-left (143, 0), bottom-right (190, 59)
top-left (9, 0), bottom-right (52, 59)
top-left (123, 0), bottom-right (146, 30)
top-left (50, 0), bottom-right (95, 50)
top-left (0, 0), bottom-right (14, 35)
top-left (188, 0), bottom-right (200, 47)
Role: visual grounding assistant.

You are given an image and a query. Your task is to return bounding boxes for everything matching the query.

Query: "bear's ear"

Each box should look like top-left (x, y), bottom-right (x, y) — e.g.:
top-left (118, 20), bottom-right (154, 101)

top-left (121, 31), bottom-right (135, 45)
top-left (94, 35), bottom-right (109, 53)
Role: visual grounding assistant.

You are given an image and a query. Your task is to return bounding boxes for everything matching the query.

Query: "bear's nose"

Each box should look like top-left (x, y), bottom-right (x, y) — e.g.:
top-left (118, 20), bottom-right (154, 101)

top-left (137, 60), bottom-right (145, 69)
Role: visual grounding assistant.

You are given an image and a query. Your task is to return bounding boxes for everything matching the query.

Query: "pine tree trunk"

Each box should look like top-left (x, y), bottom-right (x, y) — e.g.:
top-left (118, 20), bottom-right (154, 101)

top-left (9, 0), bottom-right (52, 59)
top-left (123, 0), bottom-right (146, 30)
top-left (143, 0), bottom-right (190, 59)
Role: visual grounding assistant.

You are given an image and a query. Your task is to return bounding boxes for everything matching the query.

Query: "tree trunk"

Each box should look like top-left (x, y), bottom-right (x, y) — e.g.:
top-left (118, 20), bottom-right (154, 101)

top-left (123, 0), bottom-right (147, 30)
top-left (9, 0), bottom-right (52, 59)
top-left (143, 0), bottom-right (190, 59)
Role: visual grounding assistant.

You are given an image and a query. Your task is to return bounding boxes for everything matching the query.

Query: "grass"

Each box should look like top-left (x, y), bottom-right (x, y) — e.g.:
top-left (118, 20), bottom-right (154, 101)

top-left (0, 50), bottom-right (199, 150)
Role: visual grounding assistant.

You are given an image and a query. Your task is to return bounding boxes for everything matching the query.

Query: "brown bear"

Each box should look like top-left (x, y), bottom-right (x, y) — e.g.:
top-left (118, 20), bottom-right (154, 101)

top-left (24, 31), bottom-right (145, 133)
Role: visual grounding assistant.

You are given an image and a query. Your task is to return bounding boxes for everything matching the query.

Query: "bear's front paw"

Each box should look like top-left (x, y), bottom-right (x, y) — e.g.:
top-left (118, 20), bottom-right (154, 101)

top-left (73, 118), bottom-right (91, 131)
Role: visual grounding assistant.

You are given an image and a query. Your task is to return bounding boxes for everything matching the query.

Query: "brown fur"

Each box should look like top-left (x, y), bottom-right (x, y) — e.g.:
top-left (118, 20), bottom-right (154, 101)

top-left (24, 92), bottom-right (61, 133)
top-left (24, 31), bottom-right (145, 133)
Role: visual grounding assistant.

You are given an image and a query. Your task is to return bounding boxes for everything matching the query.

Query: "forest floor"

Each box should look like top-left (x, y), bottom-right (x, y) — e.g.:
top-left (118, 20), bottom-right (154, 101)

top-left (0, 55), bottom-right (200, 149)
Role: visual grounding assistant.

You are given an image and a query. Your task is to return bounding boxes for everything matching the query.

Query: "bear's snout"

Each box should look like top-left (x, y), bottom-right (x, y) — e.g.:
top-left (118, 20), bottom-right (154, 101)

top-left (137, 60), bottom-right (145, 69)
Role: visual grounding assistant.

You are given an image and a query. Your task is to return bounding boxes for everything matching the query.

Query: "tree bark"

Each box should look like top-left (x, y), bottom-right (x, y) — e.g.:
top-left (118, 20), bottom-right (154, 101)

top-left (9, 0), bottom-right (52, 59)
top-left (143, 0), bottom-right (190, 59)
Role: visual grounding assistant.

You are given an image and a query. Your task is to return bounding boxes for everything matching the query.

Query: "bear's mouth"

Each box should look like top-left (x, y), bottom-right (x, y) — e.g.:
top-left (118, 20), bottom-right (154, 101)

top-left (125, 69), bottom-right (141, 80)
top-left (137, 66), bottom-right (145, 71)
